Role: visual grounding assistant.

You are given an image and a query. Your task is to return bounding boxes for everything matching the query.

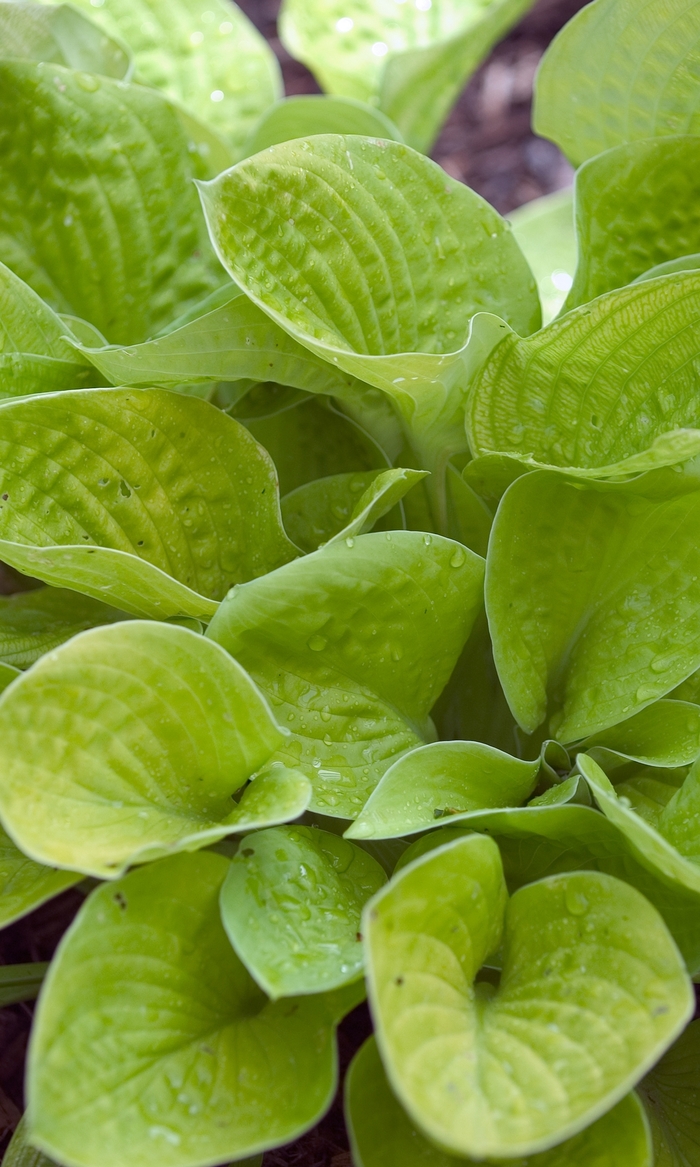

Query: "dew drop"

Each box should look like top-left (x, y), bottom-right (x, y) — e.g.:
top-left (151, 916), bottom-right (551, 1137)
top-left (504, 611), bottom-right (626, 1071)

top-left (565, 887), bottom-right (589, 916)
top-left (450, 546), bottom-right (466, 568)
top-left (308, 634), bottom-right (327, 652)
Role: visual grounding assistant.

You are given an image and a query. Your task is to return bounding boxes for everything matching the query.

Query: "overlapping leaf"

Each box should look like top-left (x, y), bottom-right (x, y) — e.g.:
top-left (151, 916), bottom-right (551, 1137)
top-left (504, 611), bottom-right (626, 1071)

top-left (0, 1), bottom-right (132, 79)
top-left (638, 1020), bottom-right (700, 1166)
top-left (0, 586), bottom-right (128, 669)
top-left (364, 834), bottom-right (692, 1158)
top-left (281, 468), bottom-right (424, 552)
top-left (581, 701), bottom-right (700, 768)
top-left (509, 189), bottom-right (576, 325)
top-left (207, 531), bottom-right (484, 817)
top-left (244, 95), bottom-right (404, 155)
top-left (0, 388), bottom-right (297, 619)
top-left (0, 826), bottom-right (80, 930)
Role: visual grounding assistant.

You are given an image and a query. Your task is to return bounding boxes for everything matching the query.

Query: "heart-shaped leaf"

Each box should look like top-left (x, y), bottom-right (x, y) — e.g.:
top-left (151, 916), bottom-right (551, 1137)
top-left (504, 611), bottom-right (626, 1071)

top-left (220, 825), bottom-right (386, 998)
top-left (207, 531), bottom-right (484, 817)
top-left (346, 1034), bottom-right (653, 1167)
top-left (244, 95), bottom-right (404, 155)
top-left (638, 1019), bottom-right (700, 1166)
top-left (0, 388), bottom-right (297, 619)
top-left (534, 0), bottom-right (700, 166)
top-left (0, 826), bottom-right (80, 930)
top-left (509, 189), bottom-right (576, 325)
top-left (364, 833), bottom-right (692, 1158)
top-left (0, 621), bottom-right (309, 878)
top-left (0, 586), bottom-right (128, 669)
top-left (0, 59), bottom-right (223, 343)
top-left (0, 1), bottom-right (132, 78)
top-left (486, 471), bottom-right (700, 741)
top-left (27, 851), bottom-right (356, 1166)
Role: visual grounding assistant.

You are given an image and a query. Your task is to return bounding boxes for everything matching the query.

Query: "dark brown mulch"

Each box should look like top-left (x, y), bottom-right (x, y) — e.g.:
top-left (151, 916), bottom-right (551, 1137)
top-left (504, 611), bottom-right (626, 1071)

top-left (0, 1), bottom-right (590, 1163)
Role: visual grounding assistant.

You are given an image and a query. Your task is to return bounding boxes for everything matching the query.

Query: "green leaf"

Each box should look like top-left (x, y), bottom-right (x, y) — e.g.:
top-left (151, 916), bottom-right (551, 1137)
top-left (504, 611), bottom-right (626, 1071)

top-left (220, 825), bottom-right (385, 998)
top-left (207, 531), bottom-right (485, 817)
top-left (346, 1034), bottom-right (653, 1167)
top-left (509, 189), bottom-right (576, 326)
top-left (0, 59), bottom-right (223, 344)
top-left (50, 0), bottom-right (281, 157)
top-left (0, 620), bottom-right (307, 878)
top-left (244, 95), bottom-right (404, 155)
top-left (581, 701), bottom-right (700, 768)
top-left (635, 255), bottom-right (700, 284)
top-left (0, 1), bottom-right (132, 77)
top-left (279, 0), bottom-right (537, 153)
top-left (534, 0), bottom-right (700, 166)
top-left (0, 388), bottom-right (297, 619)
top-left (4, 1116), bottom-right (60, 1167)
top-left (468, 273), bottom-right (700, 475)
top-left (27, 851), bottom-right (350, 1166)
top-left (198, 136), bottom-right (539, 522)
top-left (345, 741), bottom-right (540, 840)
top-left (485, 471), bottom-right (700, 742)
top-left (0, 961), bottom-right (48, 1006)
top-left (281, 468), bottom-right (426, 552)
top-left (0, 586), bottom-right (128, 669)
top-left (0, 824), bottom-right (80, 929)
top-left (567, 138), bottom-right (700, 310)
top-left (638, 1019), bottom-right (700, 1167)
top-left (364, 834), bottom-right (692, 1158)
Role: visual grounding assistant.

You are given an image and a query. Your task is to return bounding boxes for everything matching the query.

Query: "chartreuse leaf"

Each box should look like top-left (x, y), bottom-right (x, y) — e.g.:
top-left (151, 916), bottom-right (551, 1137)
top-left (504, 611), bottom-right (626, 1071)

top-left (567, 138), bottom-right (700, 310)
top-left (0, 1), bottom-right (132, 78)
top-left (636, 255), bottom-right (700, 284)
top-left (282, 469), bottom-right (425, 552)
top-left (56, 0), bottom-right (281, 158)
top-left (0, 587), bottom-right (128, 669)
top-left (244, 95), bottom-right (404, 155)
top-left (486, 471), bottom-right (700, 742)
top-left (0, 621), bottom-right (310, 878)
top-left (364, 834), bottom-right (692, 1159)
top-left (27, 851), bottom-right (354, 1166)
top-left (207, 531), bottom-right (484, 817)
top-left (509, 189), bottom-right (576, 325)
top-left (581, 702), bottom-right (700, 768)
top-left (346, 1034), bottom-right (653, 1167)
top-left (0, 825), bottom-right (80, 929)
top-left (278, 0), bottom-right (536, 153)
top-left (345, 741), bottom-right (540, 840)
top-left (0, 60), bottom-right (223, 344)
top-left (534, 0), bottom-right (700, 167)
top-left (4, 1115), bottom-right (59, 1167)
top-left (198, 135), bottom-right (539, 527)
top-left (0, 388), bottom-right (297, 619)
top-left (220, 825), bottom-right (386, 998)
top-left (638, 1019), bottom-right (700, 1166)
top-left (467, 273), bottom-right (700, 476)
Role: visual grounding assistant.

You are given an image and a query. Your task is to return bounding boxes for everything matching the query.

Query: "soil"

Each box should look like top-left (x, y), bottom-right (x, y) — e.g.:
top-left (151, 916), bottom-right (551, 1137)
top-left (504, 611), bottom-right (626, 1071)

top-left (0, 1), bottom-right (591, 1163)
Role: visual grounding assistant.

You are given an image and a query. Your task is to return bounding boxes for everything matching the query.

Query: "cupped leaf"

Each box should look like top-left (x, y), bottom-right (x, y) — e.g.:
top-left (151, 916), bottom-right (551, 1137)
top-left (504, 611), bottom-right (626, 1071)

top-left (346, 1034), bottom-right (653, 1167)
top-left (638, 1019), bottom-right (700, 1167)
top-left (636, 255), bottom-right (700, 284)
top-left (207, 531), bottom-right (485, 817)
top-left (0, 59), bottom-right (223, 344)
top-left (467, 273), bottom-right (700, 474)
top-left (581, 701), bottom-right (700, 768)
top-left (282, 469), bottom-right (425, 552)
top-left (0, 586), bottom-right (128, 669)
top-left (0, 388), bottom-right (297, 619)
top-left (279, 0), bottom-right (536, 153)
top-left (27, 851), bottom-right (352, 1166)
top-left (220, 825), bottom-right (386, 998)
top-left (534, 0), bottom-right (700, 166)
top-left (244, 95), bottom-right (404, 155)
top-left (364, 834), bottom-right (692, 1158)
top-left (0, 825), bottom-right (80, 930)
top-left (486, 471), bottom-right (700, 742)
top-left (345, 740), bottom-right (540, 840)
top-left (52, 0), bottom-right (281, 157)
top-left (567, 138), bottom-right (700, 310)
top-left (509, 189), bottom-right (576, 325)
top-left (0, 1), bottom-right (132, 78)
top-left (0, 621), bottom-right (301, 878)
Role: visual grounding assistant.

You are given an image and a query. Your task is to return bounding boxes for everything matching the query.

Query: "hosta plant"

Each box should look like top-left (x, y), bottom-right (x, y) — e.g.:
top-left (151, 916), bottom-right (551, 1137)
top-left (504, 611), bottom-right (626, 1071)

top-left (3, 0), bottom-right (700, 1165)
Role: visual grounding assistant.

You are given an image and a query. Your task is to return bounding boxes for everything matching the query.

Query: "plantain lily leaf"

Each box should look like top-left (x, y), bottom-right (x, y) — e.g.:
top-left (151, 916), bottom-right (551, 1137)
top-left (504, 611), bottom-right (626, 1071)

top-left (0, 586), bottom-right (128, 669)
top-left (364, 833), bottom-right (692, 1158)
top-left (244, 95), bottom-right (404, 155)
top-left (207, 531), bottom-right (485, 818)
top-left (566, 138), bottom-right (700, 310)
top-left (198, 135), bottom-right (539, 525)
top-left (220, 825), bottom-right (386, 998)
top-left (0, 59), bottom-right (223, 344)
top-left (279, 0), bottom-right (537, 153)
top-left (282, 469), bottom-right (425, 552)
top-left (430, 611), bottom-right (518, 753)
top-left (345, 741), bottom-right (540, 840)
top-left (0, 621), bottom-right (308, 878)
top-left (0, 825), bottom-right (80, 930)
top-left (509, 189), bottom-right (577, 325)
top-left (581, 702), bottom-right (700, 768)
top-left (50, 0), bottom-right (281, 158)
top-left (534, 0), bottom-right (700, 167)
top-left (0, 388), bottom-right (297, 619)
top-left (638, 1019), bottom-right (700, 1167)
top-left (486, 471), bottom-right (700, 742)
top-left (635, 255), bottom-right (700, 284)
top-left (27, 851), bottom-right (353, 1166)
top-left (0, 1), bottom-right (132, 78)
top-left (346, 1034), bottom-right (653, 1167)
